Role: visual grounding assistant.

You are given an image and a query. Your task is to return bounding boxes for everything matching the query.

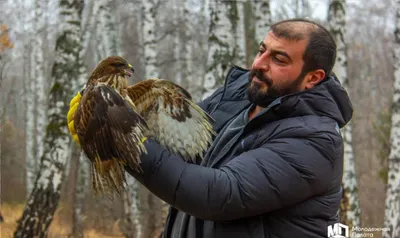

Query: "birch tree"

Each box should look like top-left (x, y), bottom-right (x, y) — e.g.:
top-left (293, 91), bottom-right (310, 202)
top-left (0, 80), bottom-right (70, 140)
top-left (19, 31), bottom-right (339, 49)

top-left (24, 4), bottom-right (36, 195)
top-left (25, 52), bottom-right (36, 195)
top-left (383, 1), bottom-right (400, 236)
top-left (121, 177), bottom-right (141, 238)
top-left (120, 1), bottom-right (159, 237)
top-left (143, 0), bottom-right (160, 79)
top-left (203, 1), bottom-right (237, 99)
top-left (328, 0), bottom-right (361, 228)
top-left (190, 0), bottom-right (208, 102)
top-left (180, 2), bottom-right (193, 90)
top-left (174, 0), bottom-right (194, 91)
top-left (33, 0), bottom-right (47, 188)
top-left (173, 0), bottom-right (182, 85)
top-left (234, 1), bottom-right (246, 67)
top-left (130, 1), bottom-right (163, 237)
top-left (14, 0), bottom-right (85, 236)
top-left (252, 0), bottom-right (271, 45)
top-left (94, 0), bottom-right (120, 60)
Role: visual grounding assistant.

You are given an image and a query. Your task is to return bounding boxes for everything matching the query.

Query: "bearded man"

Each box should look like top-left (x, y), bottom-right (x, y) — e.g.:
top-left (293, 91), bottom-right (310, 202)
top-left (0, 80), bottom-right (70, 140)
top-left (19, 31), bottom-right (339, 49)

top-left (70, 18), bottom-right (353, 238)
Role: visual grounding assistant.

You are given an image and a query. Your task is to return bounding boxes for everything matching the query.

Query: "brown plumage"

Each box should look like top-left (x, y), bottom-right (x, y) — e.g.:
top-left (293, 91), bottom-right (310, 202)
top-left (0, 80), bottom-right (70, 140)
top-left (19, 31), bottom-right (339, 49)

top-left (74, 56), bottom-right (215, 196)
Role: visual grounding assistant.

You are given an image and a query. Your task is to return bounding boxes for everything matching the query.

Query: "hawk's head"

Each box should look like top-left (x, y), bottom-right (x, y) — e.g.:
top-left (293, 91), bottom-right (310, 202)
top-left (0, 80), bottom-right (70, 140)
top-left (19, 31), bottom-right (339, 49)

top-left (88, 56), bottom-right (134, 84)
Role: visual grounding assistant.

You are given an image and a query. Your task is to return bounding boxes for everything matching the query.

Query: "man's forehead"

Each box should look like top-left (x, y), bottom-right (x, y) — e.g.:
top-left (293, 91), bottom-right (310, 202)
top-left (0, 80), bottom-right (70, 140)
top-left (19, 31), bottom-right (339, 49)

top-left (262, 31), bottom-right (308, 55)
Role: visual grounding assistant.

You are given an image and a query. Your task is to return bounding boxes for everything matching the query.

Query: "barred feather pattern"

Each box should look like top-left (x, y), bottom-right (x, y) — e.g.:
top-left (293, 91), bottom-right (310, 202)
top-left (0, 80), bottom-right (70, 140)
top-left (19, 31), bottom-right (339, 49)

top-left (127, 79), bottom-right (216, 163)
top-left (75, 81), bottom-right (148, 196)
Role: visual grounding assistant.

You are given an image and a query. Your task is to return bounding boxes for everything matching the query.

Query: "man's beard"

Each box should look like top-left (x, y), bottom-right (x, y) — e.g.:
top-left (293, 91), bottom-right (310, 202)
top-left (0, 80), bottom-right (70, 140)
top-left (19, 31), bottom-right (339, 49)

top-left (247, 69), bottom-right (305, 107)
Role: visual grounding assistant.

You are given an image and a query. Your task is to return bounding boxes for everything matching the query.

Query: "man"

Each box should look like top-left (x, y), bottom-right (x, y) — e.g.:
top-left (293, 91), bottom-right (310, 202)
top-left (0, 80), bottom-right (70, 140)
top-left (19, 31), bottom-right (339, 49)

top-left (70, 18), bottom-right (352, 237)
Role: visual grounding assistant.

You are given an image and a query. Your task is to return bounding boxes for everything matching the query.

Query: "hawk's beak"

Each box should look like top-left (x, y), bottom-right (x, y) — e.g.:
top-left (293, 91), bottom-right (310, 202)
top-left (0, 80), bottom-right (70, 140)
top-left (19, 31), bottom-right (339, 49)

top-left (125, 64), bottom-right (134, 77)
top-left (128, 64), bottom-right (134, 73)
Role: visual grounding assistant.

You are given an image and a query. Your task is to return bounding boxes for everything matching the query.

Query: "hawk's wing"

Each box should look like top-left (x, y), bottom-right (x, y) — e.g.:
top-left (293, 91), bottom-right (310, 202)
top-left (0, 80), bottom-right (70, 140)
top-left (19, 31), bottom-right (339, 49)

top-left (126, 79), bottom-right (215, 163)
top-left (74, 84), bottom-right (148, 194)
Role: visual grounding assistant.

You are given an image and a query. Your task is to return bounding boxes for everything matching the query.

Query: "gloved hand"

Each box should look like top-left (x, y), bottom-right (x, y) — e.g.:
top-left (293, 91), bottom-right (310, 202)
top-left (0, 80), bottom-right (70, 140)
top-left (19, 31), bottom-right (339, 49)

top-left (67, 91), bottom-right (82, 145)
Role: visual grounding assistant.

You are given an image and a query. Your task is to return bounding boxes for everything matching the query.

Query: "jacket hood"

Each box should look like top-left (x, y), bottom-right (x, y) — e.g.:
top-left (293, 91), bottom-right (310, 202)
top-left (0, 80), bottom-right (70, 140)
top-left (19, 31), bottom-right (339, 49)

top-left (222, 66), bottom-right (353, 128)
top-left (277, 74), bottom-right (353, 128)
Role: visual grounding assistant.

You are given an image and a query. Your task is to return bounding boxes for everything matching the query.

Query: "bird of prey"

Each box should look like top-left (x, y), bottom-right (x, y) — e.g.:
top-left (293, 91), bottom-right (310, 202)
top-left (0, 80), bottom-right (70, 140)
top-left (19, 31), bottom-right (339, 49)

top-left (70, 56), bottom-right (215, 196)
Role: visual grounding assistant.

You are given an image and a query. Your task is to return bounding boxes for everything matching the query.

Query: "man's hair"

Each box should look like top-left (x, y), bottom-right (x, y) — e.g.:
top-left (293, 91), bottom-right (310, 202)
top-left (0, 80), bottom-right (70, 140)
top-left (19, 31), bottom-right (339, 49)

top-left (270, 18), bottom-right (337, 77)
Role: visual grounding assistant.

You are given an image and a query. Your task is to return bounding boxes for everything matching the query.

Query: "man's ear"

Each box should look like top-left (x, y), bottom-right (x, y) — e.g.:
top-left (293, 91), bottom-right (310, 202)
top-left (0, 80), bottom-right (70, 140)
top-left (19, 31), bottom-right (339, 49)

top-left (304, 69), bottom-right (325, 90)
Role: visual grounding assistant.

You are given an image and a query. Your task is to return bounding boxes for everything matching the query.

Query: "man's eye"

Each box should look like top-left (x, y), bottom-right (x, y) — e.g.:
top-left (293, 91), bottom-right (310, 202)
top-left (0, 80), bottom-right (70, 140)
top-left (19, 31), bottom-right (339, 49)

top-left (273, 56), bottom-right (285, 63)
top-left (258, 49), bottom-right (265, 54)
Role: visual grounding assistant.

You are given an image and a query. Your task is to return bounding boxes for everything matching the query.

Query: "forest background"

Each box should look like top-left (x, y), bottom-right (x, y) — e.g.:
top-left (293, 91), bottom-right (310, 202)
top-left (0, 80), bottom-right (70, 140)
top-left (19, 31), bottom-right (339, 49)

top-left (0, 0), bottom-right (399, 237)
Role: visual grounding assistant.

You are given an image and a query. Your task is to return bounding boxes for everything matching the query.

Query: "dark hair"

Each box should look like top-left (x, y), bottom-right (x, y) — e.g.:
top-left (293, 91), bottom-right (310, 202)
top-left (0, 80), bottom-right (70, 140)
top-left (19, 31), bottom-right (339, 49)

top-left (270, 18), bottom-right (337, 77)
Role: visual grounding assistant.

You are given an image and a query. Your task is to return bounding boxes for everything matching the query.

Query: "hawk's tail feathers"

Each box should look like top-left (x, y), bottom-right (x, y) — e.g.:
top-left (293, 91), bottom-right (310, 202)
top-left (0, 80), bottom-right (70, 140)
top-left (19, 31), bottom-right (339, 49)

top-left (91, 158), bottom-right (127, 197)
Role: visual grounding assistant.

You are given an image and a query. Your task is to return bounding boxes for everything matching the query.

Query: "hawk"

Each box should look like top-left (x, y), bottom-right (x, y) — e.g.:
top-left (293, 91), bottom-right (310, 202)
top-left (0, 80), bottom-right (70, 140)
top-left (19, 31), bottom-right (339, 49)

top-left (69, 56), bottom-right (215, 196)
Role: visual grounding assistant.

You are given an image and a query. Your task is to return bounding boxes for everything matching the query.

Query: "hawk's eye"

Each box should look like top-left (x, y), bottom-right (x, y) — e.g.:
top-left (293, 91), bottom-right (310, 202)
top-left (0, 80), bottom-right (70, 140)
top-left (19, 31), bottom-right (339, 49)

top-left (112, 62), bottom-right (125, 67)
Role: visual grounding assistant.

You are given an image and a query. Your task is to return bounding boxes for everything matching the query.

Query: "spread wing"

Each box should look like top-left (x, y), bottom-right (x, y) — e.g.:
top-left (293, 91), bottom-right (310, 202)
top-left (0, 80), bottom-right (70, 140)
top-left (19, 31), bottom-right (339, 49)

top-left (126, 79), bottom-right (215, 163)
top-left (74, 84), bottom-right (148, 194)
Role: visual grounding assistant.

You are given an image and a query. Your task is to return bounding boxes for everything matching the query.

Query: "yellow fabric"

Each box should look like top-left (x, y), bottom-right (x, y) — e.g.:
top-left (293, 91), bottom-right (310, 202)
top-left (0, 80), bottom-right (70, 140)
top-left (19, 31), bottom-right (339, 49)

top-left (68, 92), bottom-right (81, 145)
top-left (72, 134), bottom-right (80, 145)
top-left (70, 91), bottom-right (81, 108)
top-left (68, 120), bottom-right (76, 134)
top-left (67, 103), bottom-right (79, 125)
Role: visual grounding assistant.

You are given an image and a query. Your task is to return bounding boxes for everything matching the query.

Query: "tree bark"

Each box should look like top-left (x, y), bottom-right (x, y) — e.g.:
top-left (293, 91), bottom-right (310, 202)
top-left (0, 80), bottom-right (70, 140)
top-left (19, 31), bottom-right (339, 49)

top-left (328, 0), bottom-right (361, 228)
top-left (26, 43), bottom-right (36, 196)
top-left (180, 1), bottom-right (192, 91)
top-left (252, 0), bottom-right (271, 44)
top-left (33, 0), bottom-right (47, 175)
top-left (139, 1), bottom-right (164, 237)
top-left (94, 0), bottom-right (120, 61)
top-left (72, 153), bottom-right (89, 237)
top-left (65, 143), bottom-right (82, 237)
top-left (120, 175), bottom-right (142, 238)
top-left (143, 0), bottom-right (160, 78)
top-left (234, 1), bottom-right (246, 67)
top-left (383, 1), bottom-right (400, 237)
top-left (203, 0), bottom-right (236, 99)
top-left (13, 0), bottom-right (85, 237)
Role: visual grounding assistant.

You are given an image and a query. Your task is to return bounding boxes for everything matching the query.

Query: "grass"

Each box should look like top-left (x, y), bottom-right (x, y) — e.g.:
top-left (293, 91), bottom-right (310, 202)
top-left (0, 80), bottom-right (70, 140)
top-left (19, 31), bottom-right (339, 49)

top-left (0, 203), bottom-right (125, 238)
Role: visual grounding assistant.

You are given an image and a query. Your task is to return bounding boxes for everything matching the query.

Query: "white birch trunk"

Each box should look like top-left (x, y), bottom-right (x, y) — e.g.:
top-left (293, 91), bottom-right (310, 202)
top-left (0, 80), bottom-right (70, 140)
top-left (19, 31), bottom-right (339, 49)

top-left (234, 2), bottom-right (246, 67)
top-left (253, 0), bottom-right (271, 44)
top-left (33, 0), bottom-right (46, 176)
top-left (81, 1), bottom-right (95, 59)
top-left (70, 4), bottom-right (91, 234)
top-left (14, 0), bottom-right (84, 236)
top-left (122, 176), bottom-right (142, 238)
top-left (191, 0), bottom-right (207, 102)
top-left (181, 1), bottom-right (193, 91)
top-left (72, 152), bottom-right (88, 237)
top-left (328, 0), bottom-right (361, 228)
top-left (174, 1), bottom-right (182, 85)
top-left (26, 45), bottom-right (36, 196)
top-left (143, 0), bottom-right (159, 78)
top-left (181, 5), bottom-right (192, 90)
top-left (203, 0), bottom-right (235, 99)
top-left (121, 1), bottom-right (161, 237)
top-left (95, 0), bottom-right (120, 60)
top-left (383, 1), bottom-right (400, 237)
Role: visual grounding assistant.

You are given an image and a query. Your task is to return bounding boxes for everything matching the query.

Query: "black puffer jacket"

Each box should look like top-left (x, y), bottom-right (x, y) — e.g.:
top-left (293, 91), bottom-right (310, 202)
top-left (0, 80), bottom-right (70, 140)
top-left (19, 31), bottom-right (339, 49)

top-left (126, 66), bottom-right (353, 238)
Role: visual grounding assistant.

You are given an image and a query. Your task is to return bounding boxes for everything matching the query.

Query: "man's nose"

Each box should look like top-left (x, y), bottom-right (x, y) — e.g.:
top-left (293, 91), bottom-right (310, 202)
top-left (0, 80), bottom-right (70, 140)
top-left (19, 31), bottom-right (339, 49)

top-left (252, 53), bottom-right (270, 71)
